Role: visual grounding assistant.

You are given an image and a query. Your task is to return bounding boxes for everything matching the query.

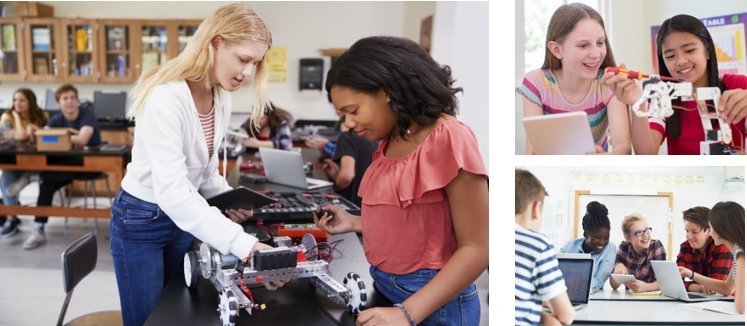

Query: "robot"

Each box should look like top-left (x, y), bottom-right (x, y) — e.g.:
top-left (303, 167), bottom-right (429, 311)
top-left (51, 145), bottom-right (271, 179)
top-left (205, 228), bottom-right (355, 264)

top-left (605, 67), bottom-right (738, 155)
top-left (183, 232), bottom-right (367, 326)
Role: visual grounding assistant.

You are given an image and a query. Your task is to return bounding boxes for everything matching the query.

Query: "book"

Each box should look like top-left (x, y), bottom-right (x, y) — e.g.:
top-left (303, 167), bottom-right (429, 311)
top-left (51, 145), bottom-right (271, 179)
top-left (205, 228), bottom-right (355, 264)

top-left (32, 27), bottom-right (50, 50)
top-left (3, 24), bottom-right (16, 50)
top-left (684, 301), bottom-right (740, 315)
top-left (631, 290), bottom-right (661, 297)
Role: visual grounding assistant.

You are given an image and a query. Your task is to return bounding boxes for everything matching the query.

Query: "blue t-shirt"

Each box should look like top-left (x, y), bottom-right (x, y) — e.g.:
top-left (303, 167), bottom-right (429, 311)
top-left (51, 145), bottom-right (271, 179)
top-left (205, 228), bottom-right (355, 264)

top-left (46, 107), bottom-right (102, 146)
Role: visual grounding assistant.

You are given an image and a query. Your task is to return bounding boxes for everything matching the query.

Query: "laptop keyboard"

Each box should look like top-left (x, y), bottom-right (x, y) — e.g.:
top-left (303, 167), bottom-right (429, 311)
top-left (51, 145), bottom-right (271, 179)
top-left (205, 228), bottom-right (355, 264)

top-left (688, 293), bottom-right (707, 299)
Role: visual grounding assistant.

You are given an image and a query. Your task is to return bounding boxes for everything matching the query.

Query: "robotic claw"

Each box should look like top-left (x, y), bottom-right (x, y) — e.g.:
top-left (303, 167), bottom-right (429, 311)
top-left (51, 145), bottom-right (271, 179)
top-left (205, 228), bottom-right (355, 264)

top-left (183, 233), bottom-right (367, 326)
top-left (605, 67), bottom-right (738, 155)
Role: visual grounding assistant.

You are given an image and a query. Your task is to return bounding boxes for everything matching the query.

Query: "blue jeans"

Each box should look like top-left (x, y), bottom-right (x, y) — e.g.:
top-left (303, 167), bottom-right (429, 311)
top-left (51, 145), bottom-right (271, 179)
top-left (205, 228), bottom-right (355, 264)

top-left (0, 170), bottom-right (22, 205)
top-left (369, 266), bottom-right (480, 326)
top-left (110, 188), bottom-right (194, 326)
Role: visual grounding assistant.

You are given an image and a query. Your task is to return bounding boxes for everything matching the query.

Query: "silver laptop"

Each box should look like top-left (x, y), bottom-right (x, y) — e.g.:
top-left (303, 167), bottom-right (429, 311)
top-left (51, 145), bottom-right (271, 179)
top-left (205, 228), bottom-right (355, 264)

top-left (651, 260), bottom-right (732, 302)
top-left (523, 111), bottom-right (596, 155)
top-left (258, 147), bottom-right (333, 190)
top-left (557, 256), bottom-right (594, 310)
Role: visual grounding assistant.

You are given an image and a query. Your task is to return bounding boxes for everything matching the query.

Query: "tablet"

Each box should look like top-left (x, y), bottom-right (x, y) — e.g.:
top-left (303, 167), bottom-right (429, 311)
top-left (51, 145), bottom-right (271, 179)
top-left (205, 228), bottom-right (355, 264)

top-left (206, 186), bottom-right (277, 211)
top-left (610, 274), bottom-right (637, 284)
top-left (523, 111), bottom-right (596, 155)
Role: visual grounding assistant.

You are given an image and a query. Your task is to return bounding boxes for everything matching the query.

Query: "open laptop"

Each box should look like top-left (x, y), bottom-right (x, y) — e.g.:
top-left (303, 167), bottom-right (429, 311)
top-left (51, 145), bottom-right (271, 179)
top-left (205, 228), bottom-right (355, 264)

top-left (557, 256), bottom-right (594, 310)
top-left (258, 147), bottom-right (333, 190)
top-left (523, 111), bottom-right (596, 155)
top-left (651, 260), bottom-right (732, 302)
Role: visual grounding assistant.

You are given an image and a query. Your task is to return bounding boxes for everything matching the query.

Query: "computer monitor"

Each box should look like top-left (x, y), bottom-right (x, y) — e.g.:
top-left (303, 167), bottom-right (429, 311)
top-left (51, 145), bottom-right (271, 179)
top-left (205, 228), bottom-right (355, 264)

top-left (44, 89), bottom-right (59, 111)
top-left (93, 91), bottom-right (127, 121)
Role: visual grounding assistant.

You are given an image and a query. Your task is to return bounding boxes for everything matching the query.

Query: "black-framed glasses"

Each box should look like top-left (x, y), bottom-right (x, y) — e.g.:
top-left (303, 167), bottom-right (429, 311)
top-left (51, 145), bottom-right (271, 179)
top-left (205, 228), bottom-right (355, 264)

top-left (628, 227), bottom-right (653, 237)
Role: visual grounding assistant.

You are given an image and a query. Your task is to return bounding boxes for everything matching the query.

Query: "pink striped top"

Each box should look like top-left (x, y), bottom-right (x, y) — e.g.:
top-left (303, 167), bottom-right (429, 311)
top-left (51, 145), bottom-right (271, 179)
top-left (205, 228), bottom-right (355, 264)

top-left (198, 106), bottom-right (215, 158)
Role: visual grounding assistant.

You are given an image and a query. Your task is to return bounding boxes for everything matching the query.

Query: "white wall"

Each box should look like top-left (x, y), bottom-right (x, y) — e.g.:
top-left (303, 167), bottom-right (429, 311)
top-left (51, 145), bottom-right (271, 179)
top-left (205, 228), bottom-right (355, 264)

top-left (519, 166), bottom-right (745, 258)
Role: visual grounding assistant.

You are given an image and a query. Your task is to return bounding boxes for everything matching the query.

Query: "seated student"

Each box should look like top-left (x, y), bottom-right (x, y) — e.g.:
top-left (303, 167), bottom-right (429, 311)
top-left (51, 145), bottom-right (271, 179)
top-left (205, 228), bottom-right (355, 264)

top-left (560, 201), bottom-right (616, 292)
top-left (0, 88), bottom-right (49, 238)
top-left (23, 84), bottom-right (102, 250)
top-left (305, 102), bottom-right (342, 158)
top-left (241, 102), bottom-right (292, 150)
top-left (321, 115), bottom-right (378, 207)
top-left (678, 202), bottom-right (745, 314)
top-left (676, 206), bottom-right (733, 294)
top-left (515, 169), bottom-right (574, 326)
top-left (610, 213), bottom-right (666, 293)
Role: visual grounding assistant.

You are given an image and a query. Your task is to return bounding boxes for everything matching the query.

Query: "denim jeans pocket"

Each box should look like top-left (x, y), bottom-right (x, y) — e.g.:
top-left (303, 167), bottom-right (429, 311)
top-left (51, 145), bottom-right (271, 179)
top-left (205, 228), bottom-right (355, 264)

top-left (458, 284), bottom-right (479, 326)
top-left (391, 269), bottom-right (439, 296)
top-left (120, 197), bottom-right (161, 225)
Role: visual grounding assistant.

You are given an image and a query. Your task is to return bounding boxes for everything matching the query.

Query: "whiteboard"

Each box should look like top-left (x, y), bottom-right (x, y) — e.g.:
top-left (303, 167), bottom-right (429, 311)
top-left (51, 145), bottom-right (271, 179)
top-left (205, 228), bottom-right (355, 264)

top-left (575, 192), bottom-right (673, 259)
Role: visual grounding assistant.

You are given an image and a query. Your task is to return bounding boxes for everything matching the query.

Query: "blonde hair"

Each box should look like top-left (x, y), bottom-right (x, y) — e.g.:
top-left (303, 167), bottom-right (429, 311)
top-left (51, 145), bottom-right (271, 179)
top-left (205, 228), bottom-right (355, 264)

top-left (127, 3), bottom-right (272, 129)
top-left (621, 213), bottom-right (646, 235)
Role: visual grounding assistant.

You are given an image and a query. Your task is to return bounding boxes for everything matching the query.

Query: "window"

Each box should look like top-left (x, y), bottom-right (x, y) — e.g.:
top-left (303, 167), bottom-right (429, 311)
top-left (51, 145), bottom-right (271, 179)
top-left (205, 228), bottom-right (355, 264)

top-left (523, 0), bottom-right (601, 74)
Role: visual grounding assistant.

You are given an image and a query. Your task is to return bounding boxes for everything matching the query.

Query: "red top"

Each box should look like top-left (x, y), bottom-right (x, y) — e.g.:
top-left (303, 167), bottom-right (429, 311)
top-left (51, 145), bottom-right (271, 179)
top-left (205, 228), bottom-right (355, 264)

top-left (675, 237), bottom-right (733, 291)
top-left (358, 119), bottom-right (487, 274)
top-left (649, 74), bottom-right (747, 155)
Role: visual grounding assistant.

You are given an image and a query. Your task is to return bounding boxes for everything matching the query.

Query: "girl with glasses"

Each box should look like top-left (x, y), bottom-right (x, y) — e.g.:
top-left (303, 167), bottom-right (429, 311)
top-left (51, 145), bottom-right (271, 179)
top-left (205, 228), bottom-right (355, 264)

top-left (610, 214), bottom-right (667, 293)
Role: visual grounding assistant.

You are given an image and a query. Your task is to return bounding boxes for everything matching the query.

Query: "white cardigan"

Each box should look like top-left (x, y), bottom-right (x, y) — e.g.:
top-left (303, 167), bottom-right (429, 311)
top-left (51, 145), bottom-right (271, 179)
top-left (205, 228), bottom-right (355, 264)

top-left (121, 80), bottom-right (257, 259)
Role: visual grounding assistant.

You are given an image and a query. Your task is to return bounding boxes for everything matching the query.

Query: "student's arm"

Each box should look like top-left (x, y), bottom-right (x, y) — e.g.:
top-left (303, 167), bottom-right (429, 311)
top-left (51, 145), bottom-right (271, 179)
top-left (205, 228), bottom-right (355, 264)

top-left (736, 252), bottom-right (744, 314)
top-left (629, 114), bottom-right (664, 155)
top-left (333, 156), bottom-right (355, 192)
top-left (10, 111), bottom-right (30, 141)
top-left (605, 98), bottom-right (632, 154)
top-left (70, 125), bottom-right (94, 146)
top-left (593, 245), bottom-right (616, 291)
top-left (545, 292), bottom-right (575, 326)
top-left (242, 137), bottom-right (274, 149)
top-left (680, 266), bottom-right (736, 296)
top-left (522, 97), bottom-right (543, 155)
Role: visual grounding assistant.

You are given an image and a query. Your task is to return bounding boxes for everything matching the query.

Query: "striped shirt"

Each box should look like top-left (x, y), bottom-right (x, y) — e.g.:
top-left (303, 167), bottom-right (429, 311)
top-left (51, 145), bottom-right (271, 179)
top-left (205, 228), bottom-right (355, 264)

top-left (733, 244), bottom-right (743, 282)
top-left (198, 106), bottom-right (215, 158)
top-left (517, 68), bottom-right (613, 151)
top-left (515, 223), bottom-right (567, 326)
top-left (615, 240), bottom-right (667, 283)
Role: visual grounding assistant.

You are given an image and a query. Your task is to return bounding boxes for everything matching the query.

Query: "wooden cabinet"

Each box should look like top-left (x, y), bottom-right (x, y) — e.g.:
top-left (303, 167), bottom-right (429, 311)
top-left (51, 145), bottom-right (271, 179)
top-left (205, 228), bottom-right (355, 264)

top-left (0, 17), bottom-right (26, 80)
top-left (97, 19), bottom-right (137, 83)
top-left (22, 17), bottom-right (61, 81)
top-left (60, 18), bottom-right (98, 82)
top-left (3, 17), bottom-right (202, 83)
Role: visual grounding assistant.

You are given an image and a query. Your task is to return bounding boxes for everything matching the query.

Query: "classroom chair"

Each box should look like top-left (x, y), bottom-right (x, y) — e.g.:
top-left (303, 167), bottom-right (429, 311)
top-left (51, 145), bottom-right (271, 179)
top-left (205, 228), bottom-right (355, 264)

top-left (57, 232), bottom-right (122, 326)
top-left (63, 173), bottom-right (113, 236)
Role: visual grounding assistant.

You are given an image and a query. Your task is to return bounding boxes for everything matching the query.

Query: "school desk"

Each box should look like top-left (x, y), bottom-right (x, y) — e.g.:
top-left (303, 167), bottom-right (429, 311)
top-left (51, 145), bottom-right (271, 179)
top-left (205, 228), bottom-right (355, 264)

top-left (574, 288), bottom-right (745, 324)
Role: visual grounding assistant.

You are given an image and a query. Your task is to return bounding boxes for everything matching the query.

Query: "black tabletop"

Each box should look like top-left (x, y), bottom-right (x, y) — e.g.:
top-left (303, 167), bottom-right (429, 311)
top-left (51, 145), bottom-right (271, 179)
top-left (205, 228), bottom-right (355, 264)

top-left (0, 142), bottom-right (131, 157)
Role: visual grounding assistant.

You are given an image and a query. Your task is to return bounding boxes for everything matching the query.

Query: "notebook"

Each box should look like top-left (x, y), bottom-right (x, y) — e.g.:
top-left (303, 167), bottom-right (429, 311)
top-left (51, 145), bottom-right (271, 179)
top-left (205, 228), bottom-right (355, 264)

top-left (651, 260), bottom-right (732, 302)
top-left (258, 147), bottom-right (333, 190)
top-left (523, 111), bottom-right (596, 155)
top-left (557, 256), bottom-right (595, 310)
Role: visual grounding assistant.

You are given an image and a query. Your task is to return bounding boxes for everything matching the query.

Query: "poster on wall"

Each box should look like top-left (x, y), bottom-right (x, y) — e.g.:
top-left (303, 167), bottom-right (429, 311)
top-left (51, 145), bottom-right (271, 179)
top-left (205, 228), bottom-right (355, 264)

top-left (651, 12), bottom-right (747, 77)
top-left (266, 46), bottom-right (287, 83)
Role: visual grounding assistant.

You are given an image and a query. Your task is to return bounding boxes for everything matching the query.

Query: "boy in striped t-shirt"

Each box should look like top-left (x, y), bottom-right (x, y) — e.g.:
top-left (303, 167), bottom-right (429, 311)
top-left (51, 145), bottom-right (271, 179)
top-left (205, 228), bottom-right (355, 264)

top-left (515, 169), bottom-right (574, 326)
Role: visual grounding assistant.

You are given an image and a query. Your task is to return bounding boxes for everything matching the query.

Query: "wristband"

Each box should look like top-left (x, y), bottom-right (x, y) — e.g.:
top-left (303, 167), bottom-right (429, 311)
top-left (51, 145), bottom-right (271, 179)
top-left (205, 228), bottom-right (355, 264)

top-left (691, 270), bottom-right (695, 279)
top-left (394, 303), bottom-right (416, 326)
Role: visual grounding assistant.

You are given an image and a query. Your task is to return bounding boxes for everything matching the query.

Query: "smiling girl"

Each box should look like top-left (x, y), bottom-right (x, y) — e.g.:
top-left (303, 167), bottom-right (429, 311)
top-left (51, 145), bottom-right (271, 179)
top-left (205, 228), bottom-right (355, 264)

top-left (603, 14), bottom-right (747, 155)
top-left (517, 3), bottom-right (631, 154)
top-left (675, 206), bottom-right (733, 295)
top-left (561, 201), bottom-right (616, 292)
top-left (610, 214), bottom-right (667, 293)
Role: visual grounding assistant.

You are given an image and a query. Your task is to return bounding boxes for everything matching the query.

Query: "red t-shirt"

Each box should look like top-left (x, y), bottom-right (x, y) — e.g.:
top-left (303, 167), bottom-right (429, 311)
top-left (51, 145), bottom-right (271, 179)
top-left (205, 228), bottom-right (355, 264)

top-left (358, 119), bottom-right (487, 274)
top-left (649, 74), bottom-right (747, 155)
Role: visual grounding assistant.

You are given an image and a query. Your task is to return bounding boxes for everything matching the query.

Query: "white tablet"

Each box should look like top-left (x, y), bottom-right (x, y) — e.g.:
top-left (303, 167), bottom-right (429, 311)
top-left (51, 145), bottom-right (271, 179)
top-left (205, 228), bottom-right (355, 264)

top-left (523, 111), bottom-right (597, 155)
top-left (610, 274), bottom-right (637, 284)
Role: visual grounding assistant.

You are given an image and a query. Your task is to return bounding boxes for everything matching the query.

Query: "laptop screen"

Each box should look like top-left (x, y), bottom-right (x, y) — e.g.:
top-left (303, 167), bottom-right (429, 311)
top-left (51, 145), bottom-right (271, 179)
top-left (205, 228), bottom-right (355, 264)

top-left (557, 258), bottom-right (594, 304)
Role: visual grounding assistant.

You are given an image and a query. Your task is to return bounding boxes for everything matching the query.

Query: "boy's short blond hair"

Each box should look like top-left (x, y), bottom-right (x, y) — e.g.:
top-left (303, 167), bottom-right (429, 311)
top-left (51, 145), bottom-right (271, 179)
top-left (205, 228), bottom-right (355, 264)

top-left (621, 213), bottom-right (646, 235)
top-left (515, 169), bottom-right (547, 214)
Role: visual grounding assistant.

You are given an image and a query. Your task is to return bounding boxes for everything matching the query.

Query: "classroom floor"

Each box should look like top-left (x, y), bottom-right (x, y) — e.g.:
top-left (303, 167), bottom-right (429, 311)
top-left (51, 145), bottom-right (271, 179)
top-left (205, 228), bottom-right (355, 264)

top-left (0, 188), bottom-right (489, 325)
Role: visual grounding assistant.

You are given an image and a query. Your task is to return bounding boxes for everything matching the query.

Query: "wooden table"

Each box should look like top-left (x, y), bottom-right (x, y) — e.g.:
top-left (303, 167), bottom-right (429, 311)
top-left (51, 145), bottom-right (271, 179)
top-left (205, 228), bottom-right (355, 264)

top-left (0, 144), bottom-right (130, 218)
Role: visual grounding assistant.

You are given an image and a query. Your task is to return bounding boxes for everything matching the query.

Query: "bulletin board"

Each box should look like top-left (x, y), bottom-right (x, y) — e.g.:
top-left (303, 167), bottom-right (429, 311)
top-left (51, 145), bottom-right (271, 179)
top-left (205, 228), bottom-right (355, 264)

top-left (575, 191), bottom-right (673, 258)
top-left (651, 12), bottom-right (747, 78)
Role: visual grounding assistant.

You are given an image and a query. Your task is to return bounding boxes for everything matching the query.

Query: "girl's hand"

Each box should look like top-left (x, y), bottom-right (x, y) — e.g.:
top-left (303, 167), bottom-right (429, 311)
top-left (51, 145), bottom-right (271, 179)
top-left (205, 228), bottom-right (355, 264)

top-left (250, 242), bottom-right (289, 290)
top-left (624, 280), bottom-right (646, 293)
top-left (690, 283), bottom-right (716, 295)
top-left (225, 208), bottom-right (253, 223)
top-left (313, 205), bottom-right (355, 235)
top-left (586, 145), bottom-right (609, 155)
top-left (601, 63), bottom-right (642, 106)
top-left (613, 263), bottom-right (628, 275)
top-left (678, 266), bottom-right (693, 279)
top-left (305, 135), bottom-right (328, 150)
top-left (243, 137), bottom-right (261, 148)
top-left (11, 110), bottom-right (20, 121)
top-left (718, 89), bottom-right (747, 124)
top-left (356, 307), bottom-right (409, 326)
top-left (322, 158), bottom-right (339, 181)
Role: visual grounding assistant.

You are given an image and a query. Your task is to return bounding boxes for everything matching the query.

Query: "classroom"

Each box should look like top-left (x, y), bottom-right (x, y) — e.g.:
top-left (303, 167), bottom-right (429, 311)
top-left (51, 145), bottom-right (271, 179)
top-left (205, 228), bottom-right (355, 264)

top-left (514, 0), bottom-right (747, 155)
top-left (514, 166), bottom-right (745, 325)
top-left (0, 2), bottom-right (490, 326)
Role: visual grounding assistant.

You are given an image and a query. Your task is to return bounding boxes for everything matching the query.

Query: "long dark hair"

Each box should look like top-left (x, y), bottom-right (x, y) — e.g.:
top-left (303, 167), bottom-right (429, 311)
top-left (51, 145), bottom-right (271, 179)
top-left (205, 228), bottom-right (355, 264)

top-left (710, 201), bottom-right (745, 250)
top-left (11, 88), bottom-right (48, 127)
top-left (325, 36), bottom-right (462, 141)
top-left (244, 102), bottom-right (292, 136)
top-left (656, 14), bottom-right (724, 141)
